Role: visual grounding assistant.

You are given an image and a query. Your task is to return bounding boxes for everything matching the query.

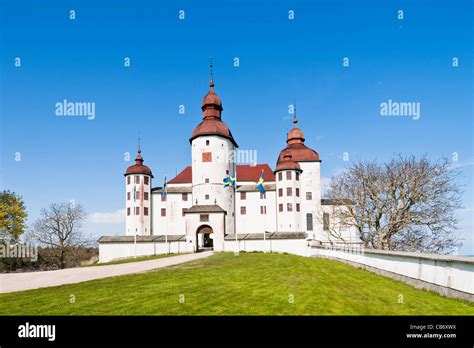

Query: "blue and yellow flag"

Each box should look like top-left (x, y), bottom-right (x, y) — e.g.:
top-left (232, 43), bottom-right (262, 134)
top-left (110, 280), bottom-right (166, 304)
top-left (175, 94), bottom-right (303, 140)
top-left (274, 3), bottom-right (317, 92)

top-left (223, 175), bottom-right (236, 187)
top-left (257, 169), bottom-right (265, 194)
top-left (161, 177), bottom-right (167, 197)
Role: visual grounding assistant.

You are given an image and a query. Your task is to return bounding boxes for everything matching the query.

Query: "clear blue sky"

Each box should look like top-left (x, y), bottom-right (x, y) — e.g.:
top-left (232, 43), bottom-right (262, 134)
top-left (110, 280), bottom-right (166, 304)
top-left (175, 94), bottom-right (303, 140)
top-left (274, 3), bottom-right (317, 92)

top-left (1, 0), bottom-right (472, 254)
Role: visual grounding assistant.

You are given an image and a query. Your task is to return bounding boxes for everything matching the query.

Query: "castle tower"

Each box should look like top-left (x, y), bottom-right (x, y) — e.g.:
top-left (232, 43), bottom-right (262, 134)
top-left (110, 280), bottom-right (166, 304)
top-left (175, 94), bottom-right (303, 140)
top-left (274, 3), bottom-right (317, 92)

top-left (124, 147), bottom-right (153, 236)
top-left (275, 150), bottom-right (303, 232)
top-left (276, 112), bottom-right (321, 238)
top-left (188, 60), bottom-right (238, 250)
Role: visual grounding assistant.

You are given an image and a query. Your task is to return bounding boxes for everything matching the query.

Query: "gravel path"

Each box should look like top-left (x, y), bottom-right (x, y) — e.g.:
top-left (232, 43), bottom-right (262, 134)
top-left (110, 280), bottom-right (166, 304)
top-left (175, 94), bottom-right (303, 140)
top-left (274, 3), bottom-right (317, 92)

top-left (0, 251), bottom-right (213, 294)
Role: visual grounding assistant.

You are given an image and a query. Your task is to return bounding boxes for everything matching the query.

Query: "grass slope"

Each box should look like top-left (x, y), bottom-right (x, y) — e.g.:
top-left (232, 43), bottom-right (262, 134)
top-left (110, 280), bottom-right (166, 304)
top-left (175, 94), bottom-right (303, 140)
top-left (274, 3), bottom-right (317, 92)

top-left (0, 252), bottom-right (472, 315)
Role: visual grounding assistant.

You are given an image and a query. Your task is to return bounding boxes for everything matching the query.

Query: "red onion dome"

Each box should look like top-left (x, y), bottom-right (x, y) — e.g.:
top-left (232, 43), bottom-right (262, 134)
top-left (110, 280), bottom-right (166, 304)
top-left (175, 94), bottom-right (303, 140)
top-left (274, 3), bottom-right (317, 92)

top-left (275, 150), bottom-right (302, 172)
top-left (125, 147), bottom-right (153, 177)
top-left (277, 115), bottom-right (320, 163)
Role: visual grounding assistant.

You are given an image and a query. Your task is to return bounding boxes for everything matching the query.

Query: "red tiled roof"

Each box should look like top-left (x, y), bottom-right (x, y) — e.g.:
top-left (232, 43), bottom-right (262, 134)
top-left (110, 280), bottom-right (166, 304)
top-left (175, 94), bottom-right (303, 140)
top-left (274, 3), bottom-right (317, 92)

top-left (237, 164), bottom-right (275, 182)
top-left (168, 166), bottom-right (192, 184)
top-left (168, 164), bottom-right (275, 184)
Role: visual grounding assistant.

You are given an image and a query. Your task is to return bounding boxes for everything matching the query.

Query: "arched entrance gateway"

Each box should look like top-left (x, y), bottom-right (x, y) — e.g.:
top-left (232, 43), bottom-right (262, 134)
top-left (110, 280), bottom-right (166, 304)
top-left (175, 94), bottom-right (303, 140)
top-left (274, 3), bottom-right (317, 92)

top-left (196, 225), bottom-right (214, 251)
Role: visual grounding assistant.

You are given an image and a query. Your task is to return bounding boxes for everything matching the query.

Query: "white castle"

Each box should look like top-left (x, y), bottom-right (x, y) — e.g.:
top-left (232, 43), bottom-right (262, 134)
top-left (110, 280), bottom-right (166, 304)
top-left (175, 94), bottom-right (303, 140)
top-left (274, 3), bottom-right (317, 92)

top-left (99, 68), bottom-right (359, 262)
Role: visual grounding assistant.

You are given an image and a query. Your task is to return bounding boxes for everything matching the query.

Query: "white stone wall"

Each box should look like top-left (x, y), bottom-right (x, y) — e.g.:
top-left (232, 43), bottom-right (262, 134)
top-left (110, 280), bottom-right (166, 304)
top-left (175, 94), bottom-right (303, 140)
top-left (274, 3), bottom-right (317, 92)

top-left (235, 190), bottom-right (276, 234)
top-left (191, 135), bottom-right (235, 236)
top-left (125, 174), bottom-right (152, 236)
top-left (308, 245), bottom-right (474, 298)
top-left (223, 238), bottom-right (308, 256)
top-left (275, 170), bottom-right (302, 232)
top-left (99, 241), bottom-right (193, 263)
top-left (151, 189), bottom-right (192, 235)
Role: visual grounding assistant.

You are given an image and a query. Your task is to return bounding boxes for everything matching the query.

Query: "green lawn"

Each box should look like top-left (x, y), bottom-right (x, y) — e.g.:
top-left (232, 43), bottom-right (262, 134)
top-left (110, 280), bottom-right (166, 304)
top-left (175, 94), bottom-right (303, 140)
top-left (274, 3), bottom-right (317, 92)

top-left (0, 252), bottom-right (472, 315)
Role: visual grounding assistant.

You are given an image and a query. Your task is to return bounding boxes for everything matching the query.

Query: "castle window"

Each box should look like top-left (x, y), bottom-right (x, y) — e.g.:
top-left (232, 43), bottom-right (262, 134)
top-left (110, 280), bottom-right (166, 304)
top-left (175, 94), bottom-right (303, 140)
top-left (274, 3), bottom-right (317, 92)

top-left (278, 188), bottom-right (283, 197)
top-left (136, 191), bottom-right (140, 200)
top-left (127, 176), bottom-right (130, 185)
top-left (144, 192), bottom-right (149, 200)
top-left (205, 194), bottom-right (210, 200)
top-left (127, 192), bottom-right (130, 201)
top-left (306, 192), bottom-right (312, 200)
top-left (135, 207), bottom-right (140, 215)
top-left (127, 207), bottom-right (130, 216)
top-left (161, 208), bottom-right (166, 217)
top-left (287, 187), bottom-right (292, 196)
top-left (182, 209), bottom-right (186, 217)
top-left (279, 204), bottom-right (283, 212)
top-left (307, 213), bottom-right (313, 231)
top-left (296, 172), bottom-right (300, 181)
top-left (200, 214), bottom-right (209, 222)
top-left (205, 178), bottom-right (210, 183)
top-left (278, 172), bottom-right (282, 181)
top-left (286, 171), bottom-right (292, 180)
top-left (226, 170), bottom-right (229, 175)
top-left (144, 207), bottom-right (149, 216)
top-left (296, 203), bottom-right (300, 212)
top-left (135, 176), bottom-right (140, 184)
top-left (144, 176), bottom-right (149, 185)
top-left (260, 206), bottom-right (267, 215)
top-left (260, 192), bottom-right (266, 199)
top-left (182, 193), bottom-right (188, 201)
top-left (287, 203), bottom-right (293, 212)
top-left (296, 188), bottom-right (300, 197)
top-left (161, 195), bottom-right (166, 202)
top-left (202, 152), bottom-right (212, 162)
top-left (323, 213), bottom-right (330, 231)
top-left (206, 140), bottom-right (210, 146)
top-left (240, 192), bottom-right (246, 200)
top-left (240, 206), bottom-right (246, 215)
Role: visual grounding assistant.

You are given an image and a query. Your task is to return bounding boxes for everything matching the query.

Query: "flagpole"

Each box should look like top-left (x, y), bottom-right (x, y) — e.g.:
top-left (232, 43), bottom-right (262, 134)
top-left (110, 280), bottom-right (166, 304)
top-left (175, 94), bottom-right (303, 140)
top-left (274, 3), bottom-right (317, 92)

top-left (234, 165), bottom-right (238, 254)
top-left (259, 169), bottom-right (267, 252)
top-left (163, 177), bottom-right (168, 253)
top-left (263, 195), bottom-right (266, 253)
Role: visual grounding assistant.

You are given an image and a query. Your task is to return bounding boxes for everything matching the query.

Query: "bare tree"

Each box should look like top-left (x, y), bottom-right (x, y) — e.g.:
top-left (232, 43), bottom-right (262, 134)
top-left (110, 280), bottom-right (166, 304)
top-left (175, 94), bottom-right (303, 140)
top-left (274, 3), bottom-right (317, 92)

top-left (327, 155), bottom-right (462, 254)
top-left (30, 202), bottom-right (90, 268)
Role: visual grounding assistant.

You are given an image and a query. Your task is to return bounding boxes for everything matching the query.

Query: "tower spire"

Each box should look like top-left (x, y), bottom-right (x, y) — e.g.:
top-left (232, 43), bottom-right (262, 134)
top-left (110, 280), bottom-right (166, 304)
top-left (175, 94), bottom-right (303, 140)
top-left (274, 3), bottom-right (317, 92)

top-left (209, 56), bottom-right (214, 88)
top-left (293, 103), bottom-right (298, 127)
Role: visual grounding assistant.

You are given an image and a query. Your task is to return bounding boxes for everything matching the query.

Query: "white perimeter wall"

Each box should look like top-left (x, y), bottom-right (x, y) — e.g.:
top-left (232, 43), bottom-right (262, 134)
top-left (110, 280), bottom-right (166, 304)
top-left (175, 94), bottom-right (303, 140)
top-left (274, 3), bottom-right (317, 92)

top-left (223, 239), bottom-right (308, 256)
top-left (99, 241), bottom-right (193, 263)
top-left (308, 244), bottom-right (474, 296)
